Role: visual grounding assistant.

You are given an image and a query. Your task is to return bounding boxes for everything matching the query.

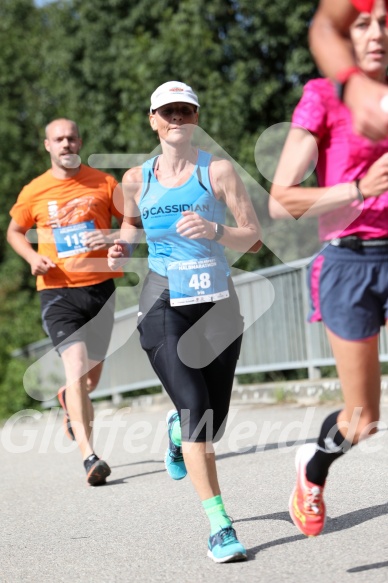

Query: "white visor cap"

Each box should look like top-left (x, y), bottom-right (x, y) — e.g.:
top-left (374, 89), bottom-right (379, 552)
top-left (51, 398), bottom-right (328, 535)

top-left (150, 81), bottom-right (200, 112)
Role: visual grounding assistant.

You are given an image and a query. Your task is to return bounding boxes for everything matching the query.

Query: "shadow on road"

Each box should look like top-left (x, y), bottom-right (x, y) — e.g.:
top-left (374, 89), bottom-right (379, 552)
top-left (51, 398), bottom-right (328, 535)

top-left (234, 503), bottom-right (388, 559)
top-left (102, 437), bottom-right (325, 488)
top-left (216, 437), bottom-right (317, 461)
top-left (347, 560), bottom-right (388, 573)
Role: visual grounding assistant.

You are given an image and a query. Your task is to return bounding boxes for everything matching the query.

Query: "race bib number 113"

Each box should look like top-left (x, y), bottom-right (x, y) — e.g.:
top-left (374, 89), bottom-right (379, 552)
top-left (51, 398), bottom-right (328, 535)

top-left (53, 220), bottom-right (96, 258)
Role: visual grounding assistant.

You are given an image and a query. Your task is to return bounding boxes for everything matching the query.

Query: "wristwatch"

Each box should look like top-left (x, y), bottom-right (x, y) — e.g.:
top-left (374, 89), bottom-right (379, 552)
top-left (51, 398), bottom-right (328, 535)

top-left (334, 66), bottom-right (361, 102)
top-left (213, 223), bottom-right (224, 241)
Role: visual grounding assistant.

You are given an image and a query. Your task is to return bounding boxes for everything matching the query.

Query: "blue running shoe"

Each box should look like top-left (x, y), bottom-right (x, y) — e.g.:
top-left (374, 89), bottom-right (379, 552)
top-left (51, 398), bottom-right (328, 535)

top-left (165, 410), bottom-right (187, 480)
top-left (207, 526), bottom-right (247, 563)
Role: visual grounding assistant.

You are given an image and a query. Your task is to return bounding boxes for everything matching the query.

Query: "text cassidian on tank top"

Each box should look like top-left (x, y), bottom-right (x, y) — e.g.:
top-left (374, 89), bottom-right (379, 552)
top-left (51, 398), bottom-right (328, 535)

top-left (139, 150), bottom-right (230, 305)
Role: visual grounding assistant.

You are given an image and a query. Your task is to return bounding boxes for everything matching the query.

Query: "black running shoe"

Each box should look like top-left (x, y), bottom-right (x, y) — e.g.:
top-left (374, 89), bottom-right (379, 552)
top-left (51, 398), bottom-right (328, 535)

top-left (84, 454), bottom-right (111, 486)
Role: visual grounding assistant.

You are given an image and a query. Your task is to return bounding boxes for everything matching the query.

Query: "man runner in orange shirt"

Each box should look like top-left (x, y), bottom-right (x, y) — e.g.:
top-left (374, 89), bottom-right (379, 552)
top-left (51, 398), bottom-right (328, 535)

top-left (7, 118), bottom-right (123, 485)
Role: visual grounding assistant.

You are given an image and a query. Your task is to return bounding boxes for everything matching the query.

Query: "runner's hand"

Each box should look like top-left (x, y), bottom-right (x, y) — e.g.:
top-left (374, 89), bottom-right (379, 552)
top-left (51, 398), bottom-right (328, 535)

top-left (176, 211), bottom-right (216, 240)
top-left (83, 229), bottom-right (108, 250)
top-left (345, 75), bottom-right (388, 142)
top-left (357, 152), bottom-right (388, 199)
top-left (108, 239), bottom-right (130, 270)
top-left (30, 254), bottom-right (56, 276)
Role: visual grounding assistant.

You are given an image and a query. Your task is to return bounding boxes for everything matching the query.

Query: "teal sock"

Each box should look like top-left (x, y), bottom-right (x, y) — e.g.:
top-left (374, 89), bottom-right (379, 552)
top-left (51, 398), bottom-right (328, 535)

top-left (171, 416), bottom-right (182, 447)
top-left (202, 495), bottom-right (232, 535)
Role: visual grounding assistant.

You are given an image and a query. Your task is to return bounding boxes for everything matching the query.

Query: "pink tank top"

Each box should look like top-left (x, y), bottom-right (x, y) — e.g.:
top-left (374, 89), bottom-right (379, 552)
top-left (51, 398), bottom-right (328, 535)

top-left (292, 78), bottom-right (388, 241)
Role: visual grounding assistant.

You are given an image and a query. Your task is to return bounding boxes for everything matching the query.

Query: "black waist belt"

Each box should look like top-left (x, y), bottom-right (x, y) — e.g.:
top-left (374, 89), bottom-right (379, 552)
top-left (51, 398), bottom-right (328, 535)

top-left (330, 236), bottom-right (388, 250)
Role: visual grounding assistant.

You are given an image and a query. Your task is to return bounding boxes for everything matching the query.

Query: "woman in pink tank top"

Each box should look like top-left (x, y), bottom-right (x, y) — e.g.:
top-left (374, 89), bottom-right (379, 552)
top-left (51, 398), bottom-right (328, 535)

top-left (270, 0), bottom-right (388, 539)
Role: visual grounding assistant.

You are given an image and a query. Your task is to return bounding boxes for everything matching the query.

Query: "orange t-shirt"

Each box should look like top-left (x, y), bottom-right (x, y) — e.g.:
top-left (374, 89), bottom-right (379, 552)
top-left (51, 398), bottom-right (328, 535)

top-left (10, 165), bottom-right (124, 290)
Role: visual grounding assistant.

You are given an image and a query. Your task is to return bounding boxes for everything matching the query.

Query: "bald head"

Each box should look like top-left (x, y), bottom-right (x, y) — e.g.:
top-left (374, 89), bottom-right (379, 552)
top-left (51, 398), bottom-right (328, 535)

top-left (44, 118), bottom-right (82, 177)
top-left (45, 118), bottom-right (80, 139)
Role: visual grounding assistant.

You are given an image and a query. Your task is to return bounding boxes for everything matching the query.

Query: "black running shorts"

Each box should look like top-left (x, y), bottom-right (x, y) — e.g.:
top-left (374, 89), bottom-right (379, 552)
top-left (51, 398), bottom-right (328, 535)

top-left (39, 279), bottom-right (116, 360)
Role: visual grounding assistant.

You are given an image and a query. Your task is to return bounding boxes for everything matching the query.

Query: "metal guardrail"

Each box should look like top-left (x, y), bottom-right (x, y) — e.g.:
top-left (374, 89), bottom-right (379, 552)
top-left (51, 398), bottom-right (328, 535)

top-left (14, 258), bottom-right (388, 406)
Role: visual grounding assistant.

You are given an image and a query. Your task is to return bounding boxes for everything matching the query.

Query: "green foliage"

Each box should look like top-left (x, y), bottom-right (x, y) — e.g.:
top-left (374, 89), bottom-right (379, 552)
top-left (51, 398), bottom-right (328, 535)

top-left (0, 357), bottom-right (41, 420)
top-left (0, 0), bottom-right (318, 418)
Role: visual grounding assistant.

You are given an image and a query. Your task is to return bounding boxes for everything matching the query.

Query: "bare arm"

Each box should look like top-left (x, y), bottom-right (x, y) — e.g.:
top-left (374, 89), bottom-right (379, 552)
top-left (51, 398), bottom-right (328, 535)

top-left (176, 158), bottom-right (262, 253)
top-left (270, 127), bottom-right (388, 219)
top-left (309, 0), bottom-right (359, 78)
top-left (107, 168), bottom-right (143, 270)
top-left (310, 0), bottom-right (388, 141)
top-left (269, 128), bottom-right (361, 219)
top-left (7, 219), bottom-right (56, 275)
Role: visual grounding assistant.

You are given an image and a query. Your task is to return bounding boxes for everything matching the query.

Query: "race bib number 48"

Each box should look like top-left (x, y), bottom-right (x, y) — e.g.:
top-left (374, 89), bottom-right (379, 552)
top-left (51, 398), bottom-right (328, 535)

top-left (53, 220), bottom-right (95, 258)
top-left (167, 257), bottom-right (229, 306)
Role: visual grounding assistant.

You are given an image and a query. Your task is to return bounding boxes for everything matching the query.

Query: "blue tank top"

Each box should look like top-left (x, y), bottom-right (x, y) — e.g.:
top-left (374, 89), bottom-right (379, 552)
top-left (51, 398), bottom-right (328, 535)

top-left (139, 149), bottom-right (229, 278)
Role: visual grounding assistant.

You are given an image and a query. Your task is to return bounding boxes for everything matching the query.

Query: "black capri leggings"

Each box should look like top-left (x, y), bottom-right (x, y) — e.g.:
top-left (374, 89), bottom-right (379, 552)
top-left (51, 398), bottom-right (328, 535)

top-left (137, 271), bottom-right (244, 442)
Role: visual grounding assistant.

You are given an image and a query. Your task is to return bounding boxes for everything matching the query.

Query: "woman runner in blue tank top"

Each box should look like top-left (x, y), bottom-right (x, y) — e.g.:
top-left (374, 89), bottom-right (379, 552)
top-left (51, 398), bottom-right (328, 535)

top-left (108, 81), bottom-right (262, 563)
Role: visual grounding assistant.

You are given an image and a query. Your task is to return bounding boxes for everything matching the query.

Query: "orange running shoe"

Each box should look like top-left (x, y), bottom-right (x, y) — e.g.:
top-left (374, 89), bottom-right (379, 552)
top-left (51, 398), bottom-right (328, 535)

top-left (289, 443), bottom-right (326, 537)
top-left (57, 387), bottom-right (75, 441)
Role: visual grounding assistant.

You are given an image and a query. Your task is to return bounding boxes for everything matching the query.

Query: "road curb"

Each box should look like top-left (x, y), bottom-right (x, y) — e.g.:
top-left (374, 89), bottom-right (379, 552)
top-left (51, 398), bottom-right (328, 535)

top-left (123, 376), bottom-right (388, 410)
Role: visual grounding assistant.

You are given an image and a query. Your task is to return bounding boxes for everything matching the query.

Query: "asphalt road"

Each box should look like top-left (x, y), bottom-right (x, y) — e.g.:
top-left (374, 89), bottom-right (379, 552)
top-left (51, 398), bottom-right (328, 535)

top-left (2, 403), bottom-right (388, 583)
